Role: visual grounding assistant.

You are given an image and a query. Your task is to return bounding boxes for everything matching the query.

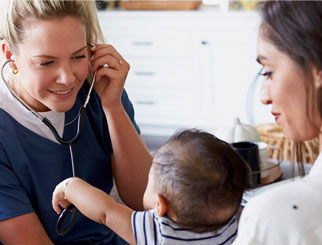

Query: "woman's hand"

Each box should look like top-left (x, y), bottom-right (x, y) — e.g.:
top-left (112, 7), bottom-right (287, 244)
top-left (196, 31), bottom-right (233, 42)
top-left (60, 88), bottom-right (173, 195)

top-left (52, 178), bottom-right (73, 215)
top-left (90, 44), bottom-right (130, 111)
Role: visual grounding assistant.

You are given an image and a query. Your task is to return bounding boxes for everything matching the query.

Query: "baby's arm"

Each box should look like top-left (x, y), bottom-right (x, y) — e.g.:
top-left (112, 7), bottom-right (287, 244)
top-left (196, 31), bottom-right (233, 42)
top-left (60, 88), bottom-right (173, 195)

top-left (52, 177), bottom-right (135, 244)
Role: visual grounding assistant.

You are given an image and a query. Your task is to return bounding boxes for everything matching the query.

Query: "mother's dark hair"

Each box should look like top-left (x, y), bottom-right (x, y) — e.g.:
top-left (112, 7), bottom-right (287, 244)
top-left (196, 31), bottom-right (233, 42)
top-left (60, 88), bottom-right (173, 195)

top-left (259, 1), bottom-right (322, 120)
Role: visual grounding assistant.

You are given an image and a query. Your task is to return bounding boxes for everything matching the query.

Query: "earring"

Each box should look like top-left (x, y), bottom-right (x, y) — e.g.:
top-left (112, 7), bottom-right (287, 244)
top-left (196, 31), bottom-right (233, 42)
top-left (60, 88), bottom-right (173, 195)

top-left (12, 66), bottom-right (18, 75)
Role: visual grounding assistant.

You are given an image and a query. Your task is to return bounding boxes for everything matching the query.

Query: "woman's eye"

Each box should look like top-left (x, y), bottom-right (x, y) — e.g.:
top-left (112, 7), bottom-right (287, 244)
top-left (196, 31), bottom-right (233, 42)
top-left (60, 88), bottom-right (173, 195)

top-left (73, 55), bottom-right (86, 60)
top-left (260, 71), bottom-right (273, 79)
top-left (40, 61), bottom-right (54, 66)
top-left (39, 55), bottom-right (86, 66)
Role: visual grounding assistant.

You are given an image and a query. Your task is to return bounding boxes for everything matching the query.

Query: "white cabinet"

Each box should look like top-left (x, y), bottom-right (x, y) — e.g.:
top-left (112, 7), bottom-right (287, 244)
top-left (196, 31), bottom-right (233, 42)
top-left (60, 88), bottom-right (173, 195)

top-left (98, 11), bottom-right (272, 136)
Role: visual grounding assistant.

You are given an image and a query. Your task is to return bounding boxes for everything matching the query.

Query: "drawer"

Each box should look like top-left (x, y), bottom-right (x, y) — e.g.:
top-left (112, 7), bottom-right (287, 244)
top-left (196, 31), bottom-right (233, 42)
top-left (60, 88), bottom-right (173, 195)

top-left (102, 32), bottom-right (193, 59)
top-left (127, 89), bottom-right (196, 125)
top-left (125, 59), bottom-right (193, 89)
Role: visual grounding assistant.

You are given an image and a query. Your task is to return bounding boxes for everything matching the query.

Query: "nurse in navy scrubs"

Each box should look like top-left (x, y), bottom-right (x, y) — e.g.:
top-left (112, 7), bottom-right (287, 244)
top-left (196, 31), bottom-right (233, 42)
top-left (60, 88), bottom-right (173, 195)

top-left (0, 1), bottom-right (152, 244)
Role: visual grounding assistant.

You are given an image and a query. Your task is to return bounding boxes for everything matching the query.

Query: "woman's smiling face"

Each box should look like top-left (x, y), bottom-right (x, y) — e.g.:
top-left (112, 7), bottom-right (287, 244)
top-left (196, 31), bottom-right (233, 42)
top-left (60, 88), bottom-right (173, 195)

top-left (257, 35), bottom-right (321, 141)
top-left (11, 16), bottom-right (89, 112)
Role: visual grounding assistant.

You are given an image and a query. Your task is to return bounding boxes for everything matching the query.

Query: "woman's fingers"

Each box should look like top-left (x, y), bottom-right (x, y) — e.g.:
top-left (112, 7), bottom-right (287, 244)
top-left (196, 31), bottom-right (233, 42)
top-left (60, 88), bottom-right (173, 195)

top-left (92, 54), bottom-right (123, 71)
top-left (89, 43), bottom-right (130, 109)
top-left (90, 44), bottom-right (128, 71)
top-left (91, 44), bottom-right (122, 59)
top-left (94, 66), bottom-right (124, 83)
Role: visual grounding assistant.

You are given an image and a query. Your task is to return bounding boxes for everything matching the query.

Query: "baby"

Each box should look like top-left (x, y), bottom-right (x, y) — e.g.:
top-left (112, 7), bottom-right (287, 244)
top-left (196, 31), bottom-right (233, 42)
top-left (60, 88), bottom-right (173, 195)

top-left (52, 129), bottom-right (249, 244)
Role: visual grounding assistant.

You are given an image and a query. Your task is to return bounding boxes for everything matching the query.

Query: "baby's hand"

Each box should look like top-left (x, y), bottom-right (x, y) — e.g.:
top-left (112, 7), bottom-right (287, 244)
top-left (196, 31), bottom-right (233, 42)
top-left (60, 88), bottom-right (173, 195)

top-left (52, 178), bottom-right (73, 214)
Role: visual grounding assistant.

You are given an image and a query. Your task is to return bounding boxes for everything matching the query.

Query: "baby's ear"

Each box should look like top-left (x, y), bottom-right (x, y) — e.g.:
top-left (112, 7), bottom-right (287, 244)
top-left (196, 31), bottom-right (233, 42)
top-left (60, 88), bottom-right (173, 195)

top-left (155, 194), bottom-right (168, 216)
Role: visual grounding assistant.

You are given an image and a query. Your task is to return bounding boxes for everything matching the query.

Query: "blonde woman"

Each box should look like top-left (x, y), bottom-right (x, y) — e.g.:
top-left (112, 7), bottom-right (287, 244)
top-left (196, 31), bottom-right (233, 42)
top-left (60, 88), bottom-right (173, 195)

top-left (0, 1), bottom-right (152, 244)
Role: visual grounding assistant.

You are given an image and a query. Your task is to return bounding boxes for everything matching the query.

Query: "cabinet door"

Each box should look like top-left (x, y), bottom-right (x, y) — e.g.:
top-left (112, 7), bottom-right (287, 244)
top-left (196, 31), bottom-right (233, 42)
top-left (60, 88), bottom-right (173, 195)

top-left (98, 12), bottom-right (200, 130)
top-left (195, 13), bottom-right (272, 129)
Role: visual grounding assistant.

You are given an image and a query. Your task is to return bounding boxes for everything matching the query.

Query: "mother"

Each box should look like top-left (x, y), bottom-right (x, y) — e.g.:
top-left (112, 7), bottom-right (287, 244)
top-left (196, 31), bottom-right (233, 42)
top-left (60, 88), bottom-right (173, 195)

top-left (234, 1), bottom-right (322, 244)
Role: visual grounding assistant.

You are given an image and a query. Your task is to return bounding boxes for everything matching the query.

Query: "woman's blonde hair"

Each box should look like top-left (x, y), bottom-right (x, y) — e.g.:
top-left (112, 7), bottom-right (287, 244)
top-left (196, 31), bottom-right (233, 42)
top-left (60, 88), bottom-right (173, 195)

top-left (0, 0), bottom-right (104, 80)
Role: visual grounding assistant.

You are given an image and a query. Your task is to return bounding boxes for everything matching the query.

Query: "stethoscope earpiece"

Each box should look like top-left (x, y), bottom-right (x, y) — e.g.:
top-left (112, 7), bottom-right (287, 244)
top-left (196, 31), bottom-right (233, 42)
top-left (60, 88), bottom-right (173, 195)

top-left (87, 42), bottom-right (95, 49)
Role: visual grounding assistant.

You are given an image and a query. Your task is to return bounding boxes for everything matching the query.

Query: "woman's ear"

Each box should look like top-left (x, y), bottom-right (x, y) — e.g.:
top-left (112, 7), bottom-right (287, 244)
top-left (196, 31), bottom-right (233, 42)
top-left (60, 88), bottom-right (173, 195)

top-left (155, 194), bottom-right (168, 216)
top-left (1, 41), bottom-right (13, 60)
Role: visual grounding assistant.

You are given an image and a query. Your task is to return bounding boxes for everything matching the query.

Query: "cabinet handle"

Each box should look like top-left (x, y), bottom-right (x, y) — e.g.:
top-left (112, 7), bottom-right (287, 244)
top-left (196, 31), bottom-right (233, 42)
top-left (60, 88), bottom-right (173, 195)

top-left (134, 71), bottom-right (155, 76)
top-left (135, 100), bottom-right (156, 105)
top-left (132, 41), bottom-right (153, 46)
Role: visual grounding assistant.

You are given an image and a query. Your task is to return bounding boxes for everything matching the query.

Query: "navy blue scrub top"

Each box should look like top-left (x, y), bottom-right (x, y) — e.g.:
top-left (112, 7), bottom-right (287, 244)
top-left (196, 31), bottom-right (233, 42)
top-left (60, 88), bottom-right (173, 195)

top-left (0, 81), bottom-right (140, 244)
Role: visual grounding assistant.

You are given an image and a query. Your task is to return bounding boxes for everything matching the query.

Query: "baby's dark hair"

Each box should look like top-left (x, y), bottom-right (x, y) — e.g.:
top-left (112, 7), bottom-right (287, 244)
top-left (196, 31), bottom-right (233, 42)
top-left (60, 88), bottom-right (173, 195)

top-left (152, 129), bottom-right (249, 232)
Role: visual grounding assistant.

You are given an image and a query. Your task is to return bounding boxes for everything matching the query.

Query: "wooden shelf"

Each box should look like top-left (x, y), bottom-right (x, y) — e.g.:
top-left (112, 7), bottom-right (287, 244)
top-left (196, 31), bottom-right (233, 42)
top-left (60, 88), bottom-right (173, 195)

top-left (260, 161), bottom-right (283, 186)
top-left (119, 1), bottom-right (202, 10)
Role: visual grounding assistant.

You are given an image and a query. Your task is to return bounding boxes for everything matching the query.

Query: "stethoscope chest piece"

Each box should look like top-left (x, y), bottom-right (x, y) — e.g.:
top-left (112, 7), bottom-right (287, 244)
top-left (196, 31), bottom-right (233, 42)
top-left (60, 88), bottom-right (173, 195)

top-left (56, 204), bottom-right (77, 236)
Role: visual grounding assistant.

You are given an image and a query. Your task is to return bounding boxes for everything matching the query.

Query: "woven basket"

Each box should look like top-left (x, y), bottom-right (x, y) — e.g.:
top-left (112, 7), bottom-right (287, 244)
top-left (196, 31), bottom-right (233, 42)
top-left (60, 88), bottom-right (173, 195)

top-left (254, 124), bottom-right (319, 164)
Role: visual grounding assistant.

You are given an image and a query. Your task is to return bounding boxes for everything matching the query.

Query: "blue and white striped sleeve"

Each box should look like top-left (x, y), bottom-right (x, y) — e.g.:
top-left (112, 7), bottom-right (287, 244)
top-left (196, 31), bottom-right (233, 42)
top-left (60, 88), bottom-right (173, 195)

top-left (131, 210), bottom-right (159, 245)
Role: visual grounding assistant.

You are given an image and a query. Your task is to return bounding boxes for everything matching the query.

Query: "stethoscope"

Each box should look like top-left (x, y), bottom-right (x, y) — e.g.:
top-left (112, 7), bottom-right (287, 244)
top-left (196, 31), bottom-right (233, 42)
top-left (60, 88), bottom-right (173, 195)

top-left (0, 44), bottom-right (97, 235)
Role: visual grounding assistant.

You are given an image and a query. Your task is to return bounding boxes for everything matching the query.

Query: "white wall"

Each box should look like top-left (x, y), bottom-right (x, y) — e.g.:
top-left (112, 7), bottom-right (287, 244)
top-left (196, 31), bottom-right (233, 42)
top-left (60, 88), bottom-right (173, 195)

top-left (98, 10), bottom-right (274, 136)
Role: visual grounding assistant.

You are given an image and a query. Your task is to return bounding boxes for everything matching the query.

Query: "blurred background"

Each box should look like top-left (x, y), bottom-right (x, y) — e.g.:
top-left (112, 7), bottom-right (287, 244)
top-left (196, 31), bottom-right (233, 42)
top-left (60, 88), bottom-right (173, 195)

top-left (95, 0), bottom-right (270, 150)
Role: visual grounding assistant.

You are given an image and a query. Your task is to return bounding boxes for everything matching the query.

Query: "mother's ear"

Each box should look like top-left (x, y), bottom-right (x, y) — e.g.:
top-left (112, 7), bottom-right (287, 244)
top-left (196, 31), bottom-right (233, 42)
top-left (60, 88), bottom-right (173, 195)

top-left (318, 86), bottom-right (322, 120)
top-left (313, 66), bottom-right (322, 88)
top-left (314, 68), bottom-right (322, 118)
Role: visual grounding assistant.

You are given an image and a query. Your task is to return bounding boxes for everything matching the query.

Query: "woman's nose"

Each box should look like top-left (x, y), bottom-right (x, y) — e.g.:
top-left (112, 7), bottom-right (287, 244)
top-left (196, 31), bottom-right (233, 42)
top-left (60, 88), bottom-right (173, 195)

top-left (57, 64), bottom-right (76, 85)
top-left (260, 79), bottom-right (272, 105)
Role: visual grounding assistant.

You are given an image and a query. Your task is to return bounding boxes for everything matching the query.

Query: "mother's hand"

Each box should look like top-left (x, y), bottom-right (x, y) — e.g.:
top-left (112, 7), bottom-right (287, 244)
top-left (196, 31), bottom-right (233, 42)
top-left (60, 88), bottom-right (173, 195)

top-left (90, 44), bottom-right (130, 110)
